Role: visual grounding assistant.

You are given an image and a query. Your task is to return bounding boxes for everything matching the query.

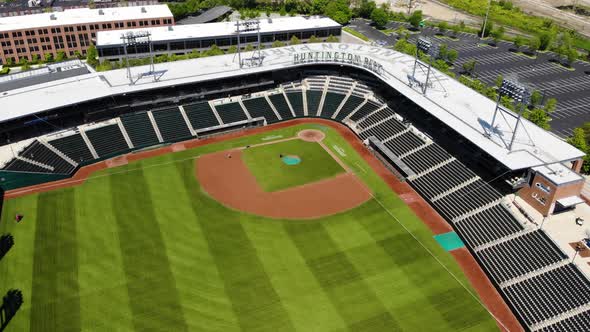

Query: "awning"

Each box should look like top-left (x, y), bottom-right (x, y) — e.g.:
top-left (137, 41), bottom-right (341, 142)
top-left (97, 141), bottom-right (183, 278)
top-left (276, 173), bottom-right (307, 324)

top-left (557, 196), bottom-right (585, 208)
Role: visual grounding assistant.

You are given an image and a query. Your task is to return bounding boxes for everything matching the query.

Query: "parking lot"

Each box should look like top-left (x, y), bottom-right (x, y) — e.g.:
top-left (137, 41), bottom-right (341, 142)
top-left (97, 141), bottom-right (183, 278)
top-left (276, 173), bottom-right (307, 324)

top-left (349, 19), bottom-right (590, 138)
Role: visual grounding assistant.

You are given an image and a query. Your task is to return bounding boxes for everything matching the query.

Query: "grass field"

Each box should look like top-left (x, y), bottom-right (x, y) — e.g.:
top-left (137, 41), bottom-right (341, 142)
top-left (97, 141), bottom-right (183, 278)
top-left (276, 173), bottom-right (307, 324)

top-left (242, 139), bottom-right (344, 192)
top-left (0, 124), bottom-right (498, 331)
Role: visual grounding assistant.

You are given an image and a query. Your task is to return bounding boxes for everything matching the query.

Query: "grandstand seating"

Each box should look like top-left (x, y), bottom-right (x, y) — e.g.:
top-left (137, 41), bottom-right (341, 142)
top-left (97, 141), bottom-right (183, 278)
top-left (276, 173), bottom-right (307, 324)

top-left (383, 131), bottom-right (426, 157)
top-left (349, 101), bottom-right (382, 122)
top-left (411, 160), bottom-right (478, 199)
top-left (286, 92), bottom-right (305, 117)
top-left (4, 159), bottom-right (50, 173)
top-left (151, 107), bottom-right (193, 142)
top-left (433, 180), bottom-right (502, 220)
top-left (85, 124), bottom-right (129, 157)
top-left (540, 309), bottom-right (590, 332)
top-left (357, 107), bottom-right (396, 130)
top-left (120, 112), bottom-right (161, 148)
top-left (183, 102), bottom-right (220, 130)
top-left (17, 141), bottom-right (74, 174)
top-left (359, 118), bottom-right (407, 141)
top-left (48, 133), bottom-right (94, 164)
top-left (455, 204), bottom-right (524, 247)
top-left (334, 95), bottom-right (364, 121)
top-left (306, 90), bottom-right (323, 116)
top-left (504, 264), bottom-right (590, 326)
top-left (320, 92), bottom-right (345, 119)
top-left (268, 93), bottom-right (294, 120)
top-left (478, 230), bottom-right (568, 284)
top-left (401, 144), bottom-right (453, 174)
top-left (215, 102), bottom-right (248, 123)
top-left (242, 97), bottom-right (279, 123)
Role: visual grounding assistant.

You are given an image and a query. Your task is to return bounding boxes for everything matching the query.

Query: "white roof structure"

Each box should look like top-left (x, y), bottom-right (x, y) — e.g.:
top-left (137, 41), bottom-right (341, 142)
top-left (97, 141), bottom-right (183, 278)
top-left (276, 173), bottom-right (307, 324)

top-left (0, 43), bottom-right (583, 171)
top-left (0, 5), bottom-right (173, 32)
top-left (96, 16), bottom-right (341, 47)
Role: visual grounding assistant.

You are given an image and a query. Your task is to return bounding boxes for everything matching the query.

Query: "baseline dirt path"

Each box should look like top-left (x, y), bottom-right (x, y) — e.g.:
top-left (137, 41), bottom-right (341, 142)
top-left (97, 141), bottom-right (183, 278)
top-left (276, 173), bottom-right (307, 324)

top-left (197, 149), bottom-right (371, 219)
top-left (4, 119), bottom-right (523, 331)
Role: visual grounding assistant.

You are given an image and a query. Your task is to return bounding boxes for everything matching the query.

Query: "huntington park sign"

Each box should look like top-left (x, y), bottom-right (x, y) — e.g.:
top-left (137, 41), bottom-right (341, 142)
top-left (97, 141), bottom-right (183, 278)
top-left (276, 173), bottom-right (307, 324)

top-left (258, 44), bottom-right (392, 76)
top-left (292, 51), bottom-right (384, 75)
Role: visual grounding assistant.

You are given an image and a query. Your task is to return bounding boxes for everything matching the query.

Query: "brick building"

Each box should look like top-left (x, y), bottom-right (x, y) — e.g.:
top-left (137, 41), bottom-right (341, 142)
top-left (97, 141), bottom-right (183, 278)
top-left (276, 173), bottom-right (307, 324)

top-left (0, 4), bottom-right (173, 65)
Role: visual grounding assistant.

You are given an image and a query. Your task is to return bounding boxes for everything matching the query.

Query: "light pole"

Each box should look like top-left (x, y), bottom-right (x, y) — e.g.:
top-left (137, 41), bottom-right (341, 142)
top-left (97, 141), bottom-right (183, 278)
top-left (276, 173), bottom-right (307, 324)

top-left (480, 0), bottom-right (492, 41)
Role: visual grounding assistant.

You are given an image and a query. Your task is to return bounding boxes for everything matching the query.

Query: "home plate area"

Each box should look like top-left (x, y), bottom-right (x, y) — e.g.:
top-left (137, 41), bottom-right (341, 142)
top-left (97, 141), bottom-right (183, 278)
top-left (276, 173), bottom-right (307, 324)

top-left (196, 130), bottom-right (371, 219)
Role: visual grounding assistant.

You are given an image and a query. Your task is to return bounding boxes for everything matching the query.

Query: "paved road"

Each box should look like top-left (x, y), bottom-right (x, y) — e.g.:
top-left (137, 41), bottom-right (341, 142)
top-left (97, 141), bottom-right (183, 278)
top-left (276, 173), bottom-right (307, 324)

top-left (349, 19), bottom-right (590, 138)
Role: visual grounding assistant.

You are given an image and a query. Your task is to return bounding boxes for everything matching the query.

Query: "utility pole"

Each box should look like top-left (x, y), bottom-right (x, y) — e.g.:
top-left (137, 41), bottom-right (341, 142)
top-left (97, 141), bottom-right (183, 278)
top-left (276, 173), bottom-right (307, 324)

top-left (480, 0), bottom-right (492, 40)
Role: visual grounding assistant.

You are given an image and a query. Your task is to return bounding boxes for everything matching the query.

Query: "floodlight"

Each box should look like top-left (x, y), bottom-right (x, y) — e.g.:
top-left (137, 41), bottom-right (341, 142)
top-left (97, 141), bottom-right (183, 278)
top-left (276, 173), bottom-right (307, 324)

top-left (500, 79), bottom-right (530, 105)
top-left (416, 37), bottom-right (432, 54)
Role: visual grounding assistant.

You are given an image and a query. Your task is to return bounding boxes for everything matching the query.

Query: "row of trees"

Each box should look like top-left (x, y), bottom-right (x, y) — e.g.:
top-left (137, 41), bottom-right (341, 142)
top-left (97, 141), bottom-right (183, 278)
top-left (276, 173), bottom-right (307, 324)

top-left (93, 34), bottom-right (337, 72)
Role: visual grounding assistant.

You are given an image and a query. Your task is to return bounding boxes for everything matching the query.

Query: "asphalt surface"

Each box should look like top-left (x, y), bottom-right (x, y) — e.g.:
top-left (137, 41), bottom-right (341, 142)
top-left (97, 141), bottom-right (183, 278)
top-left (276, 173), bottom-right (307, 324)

top-left (349, 18), bottom-right (590, 138)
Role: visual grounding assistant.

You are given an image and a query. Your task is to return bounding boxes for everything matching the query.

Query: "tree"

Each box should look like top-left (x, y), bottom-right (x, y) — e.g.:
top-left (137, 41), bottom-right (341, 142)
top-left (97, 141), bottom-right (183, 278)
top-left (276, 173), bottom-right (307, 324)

top-left (538, 32), bottom-right (553, 51)
top-left (490, 26), bottom-right (504, 45)
top-left (326, 34), bottom-right (339, 42)
top-left (86, 44), bottom-right (98, 67)
top-left (530, 90), bottom-right (542, 107)
top-left (568, 128), bottom-right (587, 153)
top-left (265, 8), bottom-right (271, 18)
top-left (309, 35), bottom-right (320, 43)
top-left (356, 0), bottom-right (376, 18)
top-left (447, 49), bottom-right (458, 64)
top-left (272, 40), bottom-right (285, 48)
top-left (408, 10), bottom-right (422, 29)
top-left (524, 109), bottom-right (550, 130)
top-left (204, 45), bottom-right (224, 57)
top-left (188, 49), bottom-right (201, 58)
top-left (544, 98), bottom-right (557, 113)
top-left (244, 44), bottom-right (255, 52)
top-left (566, 48), bottom-right (578, 66)
top-left (495, 74), bottom-right (503, 88)
top-left (513, 35), bottom-right (524, 51)
top-left (74, 50), bottom-right (83, 59)
top-left (290, 35), bottom-right (301, 45)
top-left (480, 20), bottom-right (493, 38)
top-left (437, 21), bottom-right (448, 35)
top-left (279, 6), bottom-right (287, 16)
top-left (31, 54), bottom-right (40, 64)
top-left (44, 53), bottom-right (54, 63)
top-left (370, 8), bottom-right (388, 30)
top-left (529, 37), bottom-right (540, 55)
top-left (450, 24), bottom-right (460, 38)
top-left (56, 51), bottom-right (66, 62)
top-left (19, 58), bottom-right (30, 71)
top-left (324, 0), bottom-right (352, 25)
top-left (462, 59), bottom-right (477, 76)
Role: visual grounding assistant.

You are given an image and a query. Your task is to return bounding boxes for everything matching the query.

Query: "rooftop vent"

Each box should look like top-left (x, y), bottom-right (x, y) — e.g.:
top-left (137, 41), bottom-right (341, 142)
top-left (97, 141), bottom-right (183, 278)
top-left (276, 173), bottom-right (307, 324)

top-left (168, 26), bottom-right (173, 31)
top-left (49, 14), bottom-right (56, 20)
top-left (141, 7), bottom-right (147, 13)
top-left (268, 18), bottom-right (272, 23)
top-left (98, 9), bottom-right (104, 15)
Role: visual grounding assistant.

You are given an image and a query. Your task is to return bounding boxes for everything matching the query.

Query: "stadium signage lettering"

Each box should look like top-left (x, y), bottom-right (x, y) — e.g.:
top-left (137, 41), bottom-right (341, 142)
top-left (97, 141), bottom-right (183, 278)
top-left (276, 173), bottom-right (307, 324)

top-left (292, 51), bottom-right (383, 75)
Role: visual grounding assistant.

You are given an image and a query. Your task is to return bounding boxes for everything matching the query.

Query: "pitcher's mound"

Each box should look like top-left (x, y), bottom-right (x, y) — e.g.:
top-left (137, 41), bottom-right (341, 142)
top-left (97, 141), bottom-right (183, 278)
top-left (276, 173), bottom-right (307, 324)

top-left (196, 150), bottom-right (371, 219)
top-left (298, 129), bottom-right (326, 142)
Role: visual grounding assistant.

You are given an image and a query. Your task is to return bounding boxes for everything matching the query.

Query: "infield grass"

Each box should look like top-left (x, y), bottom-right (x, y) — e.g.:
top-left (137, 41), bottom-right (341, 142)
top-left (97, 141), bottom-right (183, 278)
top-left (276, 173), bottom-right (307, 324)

top-left (242, 139), bottom-right (344, 192)
top-left (0, 124), bottom-right (498, 331)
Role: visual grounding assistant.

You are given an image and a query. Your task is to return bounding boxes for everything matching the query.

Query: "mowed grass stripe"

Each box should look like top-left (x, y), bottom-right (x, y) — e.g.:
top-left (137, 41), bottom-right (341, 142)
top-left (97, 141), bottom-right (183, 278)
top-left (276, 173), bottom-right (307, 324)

top-left (285, 221), bottom-right (401, 331)
top-left (358, 214), bottom-right (497, 331)
top-left (178, 161), bottom-right (295, 331)
top-left (30, 189), bottom-right (81, 332)
top-left (145, 158), bottom-right (239, 331)
top-left (109, 168), bottom-right (188, 331)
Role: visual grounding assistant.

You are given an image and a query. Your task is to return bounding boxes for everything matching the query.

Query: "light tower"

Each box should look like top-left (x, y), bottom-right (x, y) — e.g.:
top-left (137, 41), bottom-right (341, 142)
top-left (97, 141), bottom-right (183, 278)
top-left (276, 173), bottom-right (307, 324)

top-left (488, 77), bottom-right (533, 150)
top-left (409, 37), bottom-right (440, 94)
top-left (120, 31), bottom-right (157, 85)
top-left (234, 20), bottom-right (263, 68)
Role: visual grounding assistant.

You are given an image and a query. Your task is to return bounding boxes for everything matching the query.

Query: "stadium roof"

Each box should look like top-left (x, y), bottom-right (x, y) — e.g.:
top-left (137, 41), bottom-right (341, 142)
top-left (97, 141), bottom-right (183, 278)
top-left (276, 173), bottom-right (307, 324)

top-left (177, 6), bottom-right (233, 24)
top-left (96, 16), bottom-right (341, 47)
top-left (0, 5), bottom-right (173, 32)
top-left (0, 43), bottom-right (583, 170)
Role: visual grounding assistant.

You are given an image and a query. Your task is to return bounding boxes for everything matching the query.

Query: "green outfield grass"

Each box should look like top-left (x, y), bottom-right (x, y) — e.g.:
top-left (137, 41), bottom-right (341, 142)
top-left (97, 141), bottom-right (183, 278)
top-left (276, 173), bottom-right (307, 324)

top-left (242, 139), bottom-right (344, 192)
top-left (0, 124), bottom-right (498, 331)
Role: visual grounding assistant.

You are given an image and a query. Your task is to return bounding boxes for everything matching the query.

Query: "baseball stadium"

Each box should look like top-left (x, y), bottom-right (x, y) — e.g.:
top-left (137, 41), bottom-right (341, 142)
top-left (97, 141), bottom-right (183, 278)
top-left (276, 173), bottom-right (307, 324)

top-left (0, 41), bottom-right (589, 332)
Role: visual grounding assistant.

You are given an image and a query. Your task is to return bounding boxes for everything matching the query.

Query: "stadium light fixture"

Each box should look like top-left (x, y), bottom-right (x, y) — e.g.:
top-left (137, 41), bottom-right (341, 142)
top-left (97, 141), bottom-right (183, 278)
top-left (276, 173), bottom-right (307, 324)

top-left (410, 37), bottom-right (442, 95)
